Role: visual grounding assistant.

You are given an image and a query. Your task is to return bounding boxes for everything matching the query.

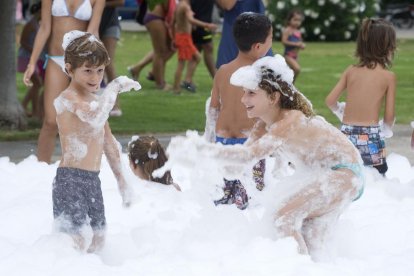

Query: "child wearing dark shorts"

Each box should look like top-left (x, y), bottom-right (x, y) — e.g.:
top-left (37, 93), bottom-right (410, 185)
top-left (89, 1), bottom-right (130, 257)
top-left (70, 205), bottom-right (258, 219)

top-left (52, 31), bottom-right (141, 252)
top-left (53, 168), bottom-right (106, 234)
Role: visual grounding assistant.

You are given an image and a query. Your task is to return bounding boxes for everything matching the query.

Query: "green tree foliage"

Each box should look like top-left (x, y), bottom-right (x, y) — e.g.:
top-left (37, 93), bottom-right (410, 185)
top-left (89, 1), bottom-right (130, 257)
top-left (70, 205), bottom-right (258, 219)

top-left (267, 0), bottom-right (381, 41)
top-left (146, 0), bottom-right (167, 10)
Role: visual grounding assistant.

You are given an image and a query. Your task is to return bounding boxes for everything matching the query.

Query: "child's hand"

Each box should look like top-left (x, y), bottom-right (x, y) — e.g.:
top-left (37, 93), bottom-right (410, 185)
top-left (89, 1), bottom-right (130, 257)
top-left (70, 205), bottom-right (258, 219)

top-left (330, 101), bottom-right (346, 122)
top-left (113, 76), bottom-right (142, 93)
top-left (299, 42), bottom-right (306, 49)
top-left (23, 64), bottom-right (35, 87)
top-left (206, 23), bottom-right (218, 31)
top-left (119, 182), bottom-right (133, 208)
top-left (379, 119), bottom-right (394, 139)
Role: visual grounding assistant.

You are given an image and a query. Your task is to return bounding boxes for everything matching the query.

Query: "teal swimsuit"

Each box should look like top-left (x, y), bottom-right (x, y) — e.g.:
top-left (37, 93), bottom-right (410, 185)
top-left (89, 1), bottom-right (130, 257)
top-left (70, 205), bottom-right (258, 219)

top-left (331, 163), bottom-right (364, 201)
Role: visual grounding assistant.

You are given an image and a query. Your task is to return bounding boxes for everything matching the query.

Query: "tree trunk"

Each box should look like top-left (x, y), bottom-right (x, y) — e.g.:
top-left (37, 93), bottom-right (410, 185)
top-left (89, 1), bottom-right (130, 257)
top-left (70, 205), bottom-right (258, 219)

top-left (0, 0), bottom-right (27, 130)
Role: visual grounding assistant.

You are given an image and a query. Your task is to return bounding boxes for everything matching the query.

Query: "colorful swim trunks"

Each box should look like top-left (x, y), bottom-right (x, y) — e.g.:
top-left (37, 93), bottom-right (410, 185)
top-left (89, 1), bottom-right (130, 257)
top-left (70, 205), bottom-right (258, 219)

top-left (340, 124), bottom-right (386, 166)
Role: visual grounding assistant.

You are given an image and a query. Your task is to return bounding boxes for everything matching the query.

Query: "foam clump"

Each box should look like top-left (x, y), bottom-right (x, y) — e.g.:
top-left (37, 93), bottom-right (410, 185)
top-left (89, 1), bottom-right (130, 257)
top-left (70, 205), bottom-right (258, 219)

top-left (62, 30), bottom-right (88, 50)
top-left (230, 54), bottom-right (294, 90)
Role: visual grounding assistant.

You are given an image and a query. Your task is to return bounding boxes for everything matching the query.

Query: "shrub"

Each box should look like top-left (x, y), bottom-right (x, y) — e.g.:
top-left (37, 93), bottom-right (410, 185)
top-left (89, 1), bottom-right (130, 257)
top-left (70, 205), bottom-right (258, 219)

top-left (267, 0), bottom-right (381, 41)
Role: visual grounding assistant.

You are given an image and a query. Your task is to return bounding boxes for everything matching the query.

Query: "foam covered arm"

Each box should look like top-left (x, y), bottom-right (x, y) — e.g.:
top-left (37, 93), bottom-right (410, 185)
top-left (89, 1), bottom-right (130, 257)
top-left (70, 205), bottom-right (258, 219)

top-left (103, 123), bottom-right (132, 207)
top-left (379, 118), bottom-right (395, 139)
top-left (203, 97), bottom-right (219, 143)
top-left (328, 101), bottom-right (346, 122)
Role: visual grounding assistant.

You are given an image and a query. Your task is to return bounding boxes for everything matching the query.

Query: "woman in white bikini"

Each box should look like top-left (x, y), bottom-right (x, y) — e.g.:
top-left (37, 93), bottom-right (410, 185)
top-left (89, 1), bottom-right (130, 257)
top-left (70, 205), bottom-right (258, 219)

top-left (23, 0), bottom-right (105, 163)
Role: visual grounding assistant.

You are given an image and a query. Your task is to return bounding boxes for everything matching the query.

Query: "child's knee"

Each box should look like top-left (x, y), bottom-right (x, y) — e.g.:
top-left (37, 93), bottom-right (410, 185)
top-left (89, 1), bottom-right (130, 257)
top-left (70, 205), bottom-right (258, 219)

top-left (274, 213), bottom-right (296, 235)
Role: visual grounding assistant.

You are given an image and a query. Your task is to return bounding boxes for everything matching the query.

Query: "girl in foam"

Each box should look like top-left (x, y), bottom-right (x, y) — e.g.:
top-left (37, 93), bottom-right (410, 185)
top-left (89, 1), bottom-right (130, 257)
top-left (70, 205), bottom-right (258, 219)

top-left (128, 135), bottom-right (181, 191)
top-left (167, 54), bottom-right (364, 257)
top-left (22, 0), bottom-right (105, 164)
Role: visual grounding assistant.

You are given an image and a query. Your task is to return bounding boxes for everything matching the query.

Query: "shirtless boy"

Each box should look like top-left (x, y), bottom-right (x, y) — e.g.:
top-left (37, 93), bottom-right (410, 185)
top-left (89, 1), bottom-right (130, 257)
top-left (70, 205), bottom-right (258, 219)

top-left (205, 12), bottom-right (273, 209)
top-left (52, 31), bottom-right (141, 252)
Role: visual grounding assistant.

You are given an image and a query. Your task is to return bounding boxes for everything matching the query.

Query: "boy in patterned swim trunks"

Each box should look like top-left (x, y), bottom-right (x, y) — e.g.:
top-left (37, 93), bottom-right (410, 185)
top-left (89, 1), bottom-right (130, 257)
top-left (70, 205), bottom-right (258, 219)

top-left (326, 18), bottom-right (396, 175)
top-left (172, 0), bottom-right (217, 94)
top-left (52, 31), bottom-right (141, 253)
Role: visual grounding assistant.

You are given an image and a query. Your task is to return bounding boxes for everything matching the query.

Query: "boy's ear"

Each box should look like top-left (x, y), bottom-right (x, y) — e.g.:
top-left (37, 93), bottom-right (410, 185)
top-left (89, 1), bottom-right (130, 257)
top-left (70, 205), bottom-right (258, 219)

top-left (65, 63), bottom-right (72, 75)
top-left (252, 42), bottom-right (261, 51)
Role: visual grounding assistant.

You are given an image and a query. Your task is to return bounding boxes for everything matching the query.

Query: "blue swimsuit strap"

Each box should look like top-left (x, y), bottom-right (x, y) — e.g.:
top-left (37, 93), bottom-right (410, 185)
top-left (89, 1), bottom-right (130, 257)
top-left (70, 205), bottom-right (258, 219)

top-left (331, 163), bottom-right (365, 201)
top-left (43, 54), bottom-right (64, 69)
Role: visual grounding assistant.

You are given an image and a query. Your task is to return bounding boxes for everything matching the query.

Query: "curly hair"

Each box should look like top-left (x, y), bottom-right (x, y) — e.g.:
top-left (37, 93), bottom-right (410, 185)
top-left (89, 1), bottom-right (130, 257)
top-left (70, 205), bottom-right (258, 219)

top-left (128, 136), bottom-right (173, 185)
top-left (355, 18), bottom-right (396, 69)
top-left (258, 67), bottom-right (314, 117)
top-left (64, 33), bottom-right (110, 70)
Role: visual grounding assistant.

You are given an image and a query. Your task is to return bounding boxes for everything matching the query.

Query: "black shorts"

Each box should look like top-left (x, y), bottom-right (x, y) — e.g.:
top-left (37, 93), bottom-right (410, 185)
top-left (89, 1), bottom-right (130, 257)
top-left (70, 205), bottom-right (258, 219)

top-left (191, 26), bottom-right (213, 45)
top-left (52, 167), bottom-right (106, 233)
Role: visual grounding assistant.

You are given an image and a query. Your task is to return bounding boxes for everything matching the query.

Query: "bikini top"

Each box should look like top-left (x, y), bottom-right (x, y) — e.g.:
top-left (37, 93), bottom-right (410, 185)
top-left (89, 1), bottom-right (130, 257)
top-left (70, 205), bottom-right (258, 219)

top-left (51, 0), bottom-right (92, 21)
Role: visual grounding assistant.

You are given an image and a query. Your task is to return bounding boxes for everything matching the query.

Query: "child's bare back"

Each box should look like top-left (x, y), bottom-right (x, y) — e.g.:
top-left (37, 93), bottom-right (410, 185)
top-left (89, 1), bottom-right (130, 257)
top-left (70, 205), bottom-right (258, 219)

top-left (340, 65), bottom-right (396, 126)
top-left (211, 59), bottom-right (255, 138)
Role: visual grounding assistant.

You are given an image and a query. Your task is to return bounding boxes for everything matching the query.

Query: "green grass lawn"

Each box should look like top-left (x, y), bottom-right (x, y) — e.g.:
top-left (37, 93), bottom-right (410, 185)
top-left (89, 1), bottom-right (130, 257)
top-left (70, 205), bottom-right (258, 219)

top-left (10, 31), bottom-right (414, 141)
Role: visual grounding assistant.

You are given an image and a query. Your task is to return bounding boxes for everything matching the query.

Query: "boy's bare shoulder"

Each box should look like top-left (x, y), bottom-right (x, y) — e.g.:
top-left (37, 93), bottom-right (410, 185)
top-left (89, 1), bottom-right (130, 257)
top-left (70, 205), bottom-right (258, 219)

top-left (215, 63), bottom-right (234, 80)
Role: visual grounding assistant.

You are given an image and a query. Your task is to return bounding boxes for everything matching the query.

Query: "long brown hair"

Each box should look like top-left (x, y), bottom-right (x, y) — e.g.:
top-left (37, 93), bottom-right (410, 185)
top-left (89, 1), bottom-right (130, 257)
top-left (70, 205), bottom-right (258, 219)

top-left (258, 67), bottom-right (314, 117)
top-left (355, 18), bottom-right (396, 69)
top-left (128, 136), bottom-right (173, 185)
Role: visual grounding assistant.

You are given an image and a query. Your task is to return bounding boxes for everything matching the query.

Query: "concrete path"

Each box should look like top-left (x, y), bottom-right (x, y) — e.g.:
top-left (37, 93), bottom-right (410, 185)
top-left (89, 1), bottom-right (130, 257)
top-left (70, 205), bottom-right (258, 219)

top-left (1, 125), bottom-right (413, 164)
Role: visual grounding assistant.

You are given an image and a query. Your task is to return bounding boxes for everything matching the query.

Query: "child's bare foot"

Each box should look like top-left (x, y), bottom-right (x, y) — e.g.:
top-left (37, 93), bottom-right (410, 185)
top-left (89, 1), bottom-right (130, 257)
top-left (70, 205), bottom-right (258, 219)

top-left (72, 234), bottom-right (85, 251)
top-left (127, 66), bottom-right (139, 81)
top-left (87, 233), bottom-right (105, 253)
top-left (157, 82), bottom-right (172, 91)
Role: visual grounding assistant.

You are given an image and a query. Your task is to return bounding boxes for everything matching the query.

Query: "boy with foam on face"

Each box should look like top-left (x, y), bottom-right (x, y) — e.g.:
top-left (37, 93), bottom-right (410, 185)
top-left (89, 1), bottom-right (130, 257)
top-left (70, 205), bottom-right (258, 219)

top-left (52, 30), bottom-right (141, 253)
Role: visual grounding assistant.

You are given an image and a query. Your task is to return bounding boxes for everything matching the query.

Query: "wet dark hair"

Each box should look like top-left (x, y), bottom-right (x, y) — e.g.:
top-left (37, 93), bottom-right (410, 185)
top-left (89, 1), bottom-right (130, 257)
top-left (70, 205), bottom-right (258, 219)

top-left (258, 67), bottom-right (314, 117)
top-left (64, 33), bottom-right (110, 70)
top-left (128, 136), bottom-right (173, 185)
top-left (355, 18), bottom-right (396, 69)
top-left (30, 2), bottom-right (41, 15)
top-left (284, 8), bottom-right (303, 27)
top-left (233, 12), bottom-right (272, 52)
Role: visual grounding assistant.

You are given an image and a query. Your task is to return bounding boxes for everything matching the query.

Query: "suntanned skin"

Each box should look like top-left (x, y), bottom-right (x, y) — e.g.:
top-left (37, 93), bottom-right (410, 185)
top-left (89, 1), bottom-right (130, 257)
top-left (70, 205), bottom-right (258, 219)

top-left (173, 0), bottom-right (216, 34)
top-left (172, 0), bottom-right (216, 93)
top-left (57, 90), bottom-right (113, 171)
top-left (23, 0), bottom-right (105, 163)
top-left (325, 64), bottom-right (396, 127)
top-left (210, 28), bottom-right (273, 138)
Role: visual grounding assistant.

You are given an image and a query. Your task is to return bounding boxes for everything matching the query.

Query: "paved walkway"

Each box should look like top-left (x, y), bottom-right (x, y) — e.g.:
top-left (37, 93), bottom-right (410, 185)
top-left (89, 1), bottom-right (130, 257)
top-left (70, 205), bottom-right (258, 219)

top-left (1, 125), bottom-right (413, 164)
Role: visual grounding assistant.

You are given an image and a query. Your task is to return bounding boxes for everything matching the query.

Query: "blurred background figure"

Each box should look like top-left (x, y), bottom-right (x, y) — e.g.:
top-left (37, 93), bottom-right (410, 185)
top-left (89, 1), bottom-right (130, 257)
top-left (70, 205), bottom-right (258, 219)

top-left (141, 0), bottom-right (176, 90)
top-left (99, 0), bottom-right (125, 117)
top-left (17, 1), bottom-right (45, 119)
top-left (215, 0), bottom-right (272, 69)
top-left (185, 0), bottom-right (216, 88)
top-left (23, 0), bottom-right (105, 163)
top-left (281, 9), bottom-right (305, 82)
